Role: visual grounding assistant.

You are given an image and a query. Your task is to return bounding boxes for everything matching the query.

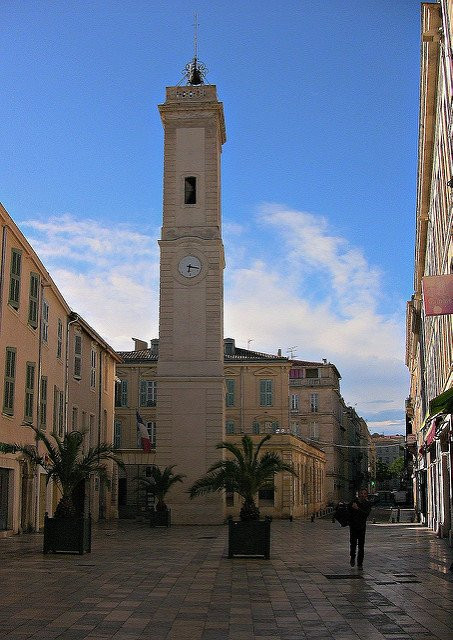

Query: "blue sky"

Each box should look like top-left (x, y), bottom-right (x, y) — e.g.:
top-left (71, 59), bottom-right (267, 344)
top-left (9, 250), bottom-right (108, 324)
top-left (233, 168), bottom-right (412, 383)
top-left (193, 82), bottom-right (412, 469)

top-left (1, 0), bottom-right (422, 434)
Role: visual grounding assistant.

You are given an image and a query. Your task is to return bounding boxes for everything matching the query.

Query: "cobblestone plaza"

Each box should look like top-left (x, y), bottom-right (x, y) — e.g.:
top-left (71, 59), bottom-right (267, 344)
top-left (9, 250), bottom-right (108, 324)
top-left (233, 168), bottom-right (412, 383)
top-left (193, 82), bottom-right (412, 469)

top-left (1, 514), bottom-right (452, 640)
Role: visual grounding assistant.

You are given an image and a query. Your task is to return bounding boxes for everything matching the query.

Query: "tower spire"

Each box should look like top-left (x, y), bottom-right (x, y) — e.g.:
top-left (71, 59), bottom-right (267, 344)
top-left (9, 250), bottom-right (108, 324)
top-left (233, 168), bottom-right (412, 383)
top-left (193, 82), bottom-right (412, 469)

top-left (183, 12), bottom-right (207, 85)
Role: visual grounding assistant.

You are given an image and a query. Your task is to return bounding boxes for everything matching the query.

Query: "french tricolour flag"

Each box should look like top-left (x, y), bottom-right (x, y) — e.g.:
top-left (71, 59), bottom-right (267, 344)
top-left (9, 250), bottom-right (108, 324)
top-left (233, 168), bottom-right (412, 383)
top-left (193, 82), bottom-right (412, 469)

top-left (136, 411), bottom-right (151, 453)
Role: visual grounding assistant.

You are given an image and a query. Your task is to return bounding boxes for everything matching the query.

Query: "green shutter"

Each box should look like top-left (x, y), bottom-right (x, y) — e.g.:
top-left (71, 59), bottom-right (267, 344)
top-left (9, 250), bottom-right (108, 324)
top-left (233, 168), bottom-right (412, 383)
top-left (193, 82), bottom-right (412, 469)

top-left (260, 379), bottom-right (273, 406)
top-left (139, 380), bottom-right (147, 406)
top-left (9, 249), bottom-right (22, 309)
top-left (24, 362), bottom-right (35, 422)
top-left (28, 273), bottom-right (39, 328)
top-left (40, 376), bottom-right (47, 428)
top-left (3, 347), bottom-right (16, 415)
top-left (226, 379), bottom-right (235, 407)
top-left (121, 380), bottom-right (128, 407)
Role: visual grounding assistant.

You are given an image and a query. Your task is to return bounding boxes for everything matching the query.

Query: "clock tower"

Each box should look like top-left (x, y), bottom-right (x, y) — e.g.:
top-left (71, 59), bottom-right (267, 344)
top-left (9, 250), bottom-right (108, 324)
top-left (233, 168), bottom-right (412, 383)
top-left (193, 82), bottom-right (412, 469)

top-left (156, 60), bottom-right (226, 524)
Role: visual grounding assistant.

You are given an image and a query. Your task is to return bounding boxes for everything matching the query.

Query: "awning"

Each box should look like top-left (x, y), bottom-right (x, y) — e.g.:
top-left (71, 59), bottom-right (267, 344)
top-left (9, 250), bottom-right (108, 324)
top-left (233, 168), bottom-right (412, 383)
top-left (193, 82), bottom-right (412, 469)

top-left (428, 388), bottom-right (453, 417)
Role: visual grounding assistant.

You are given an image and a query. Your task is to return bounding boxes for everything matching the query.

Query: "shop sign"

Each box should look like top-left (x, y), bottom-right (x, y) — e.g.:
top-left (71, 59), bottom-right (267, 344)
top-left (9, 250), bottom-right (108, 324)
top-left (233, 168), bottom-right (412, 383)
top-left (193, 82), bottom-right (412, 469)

top-left (422, 274), bottom-right (453, 316)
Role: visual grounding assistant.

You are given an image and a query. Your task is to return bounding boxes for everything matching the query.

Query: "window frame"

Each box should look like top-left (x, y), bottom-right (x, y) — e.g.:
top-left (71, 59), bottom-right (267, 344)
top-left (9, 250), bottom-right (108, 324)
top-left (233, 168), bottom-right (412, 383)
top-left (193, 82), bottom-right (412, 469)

top-left (184, 176), bottom-right (197, 205)
top-left (226, 378), bottom-right (235, 407)
top-left (40, 376), bottom-right (47, 429)
top-left (74, 334), bottom-right (82, 379)
top-left (139, 380), bottom-right (157, 407)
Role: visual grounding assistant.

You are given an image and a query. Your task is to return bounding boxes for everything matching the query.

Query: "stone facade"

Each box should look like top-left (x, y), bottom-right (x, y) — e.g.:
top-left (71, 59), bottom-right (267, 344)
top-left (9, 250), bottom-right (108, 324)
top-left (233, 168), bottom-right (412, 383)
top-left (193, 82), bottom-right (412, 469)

top-left (406, 0), bottom-right (453, 542)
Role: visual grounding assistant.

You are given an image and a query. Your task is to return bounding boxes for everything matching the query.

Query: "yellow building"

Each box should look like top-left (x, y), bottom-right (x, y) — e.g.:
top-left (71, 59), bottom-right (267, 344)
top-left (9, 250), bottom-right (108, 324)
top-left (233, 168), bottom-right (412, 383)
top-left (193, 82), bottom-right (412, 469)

top-left (115, 338), bottom-right (326, 521)
top-left (406, 0), bottom-right (453, 542)
top-left (0, 203), bottom-right (120, 535)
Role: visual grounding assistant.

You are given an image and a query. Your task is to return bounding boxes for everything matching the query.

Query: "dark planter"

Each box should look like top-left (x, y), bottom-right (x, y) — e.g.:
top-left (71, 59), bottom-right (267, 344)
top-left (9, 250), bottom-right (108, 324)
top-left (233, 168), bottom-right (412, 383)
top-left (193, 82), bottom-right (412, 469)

top-left (150, 508), bottom-right (171, 528)
top-left (228, 516), bottom-right (271, 559)
top-left (43, 512), bottom-right (91, 554)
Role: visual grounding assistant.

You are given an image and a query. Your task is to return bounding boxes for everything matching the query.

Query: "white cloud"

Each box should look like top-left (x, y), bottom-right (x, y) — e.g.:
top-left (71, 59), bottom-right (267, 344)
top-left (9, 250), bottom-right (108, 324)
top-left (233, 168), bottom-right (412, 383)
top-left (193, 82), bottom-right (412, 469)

top-left (21, 206), bottom-right (408, 432)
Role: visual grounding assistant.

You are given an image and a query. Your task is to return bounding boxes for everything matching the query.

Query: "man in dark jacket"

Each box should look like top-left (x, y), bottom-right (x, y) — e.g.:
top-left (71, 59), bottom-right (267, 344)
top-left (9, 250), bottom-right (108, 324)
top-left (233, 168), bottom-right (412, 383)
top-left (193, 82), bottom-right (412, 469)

top-left (349, 488), bottom-right (371, 569)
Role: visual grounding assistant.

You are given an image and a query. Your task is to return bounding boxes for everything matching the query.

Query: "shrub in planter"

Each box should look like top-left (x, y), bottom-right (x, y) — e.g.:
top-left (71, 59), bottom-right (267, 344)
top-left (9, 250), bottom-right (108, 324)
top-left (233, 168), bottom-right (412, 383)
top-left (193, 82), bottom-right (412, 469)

top-left (189, 434), bottom-right (297, 558)
top-left (137, 465), bottom-right (185, 528)
top-left (0, 427), bottom-right (123, 554)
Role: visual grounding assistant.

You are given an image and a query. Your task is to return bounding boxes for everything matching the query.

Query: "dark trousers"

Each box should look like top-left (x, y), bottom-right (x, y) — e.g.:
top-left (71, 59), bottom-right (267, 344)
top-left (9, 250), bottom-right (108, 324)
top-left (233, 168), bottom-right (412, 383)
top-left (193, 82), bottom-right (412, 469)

top-left (350, 526), bottom-right (366, 565)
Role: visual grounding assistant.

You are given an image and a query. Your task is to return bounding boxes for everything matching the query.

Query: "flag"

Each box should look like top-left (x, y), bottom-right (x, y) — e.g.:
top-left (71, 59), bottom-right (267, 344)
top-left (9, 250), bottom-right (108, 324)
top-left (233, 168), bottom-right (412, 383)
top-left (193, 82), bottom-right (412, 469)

top-left (136, 411), bottom-right (151, 453)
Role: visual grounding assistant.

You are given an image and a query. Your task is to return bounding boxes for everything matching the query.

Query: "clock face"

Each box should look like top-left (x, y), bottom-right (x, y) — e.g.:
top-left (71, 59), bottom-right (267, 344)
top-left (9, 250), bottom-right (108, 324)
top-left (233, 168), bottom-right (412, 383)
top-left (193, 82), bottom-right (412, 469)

top-left (178, 255), bottom-right (202, 278)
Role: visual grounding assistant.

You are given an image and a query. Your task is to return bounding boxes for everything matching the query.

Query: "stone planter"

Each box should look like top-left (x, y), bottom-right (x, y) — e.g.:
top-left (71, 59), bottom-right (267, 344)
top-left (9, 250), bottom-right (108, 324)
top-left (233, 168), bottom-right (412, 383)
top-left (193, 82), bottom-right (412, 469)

top-left (43, 513), bottom-right (91, 554)
top-left (227, 517), bottom-right (271, 558)
top-left (150, 508), bottom-right (171, 528)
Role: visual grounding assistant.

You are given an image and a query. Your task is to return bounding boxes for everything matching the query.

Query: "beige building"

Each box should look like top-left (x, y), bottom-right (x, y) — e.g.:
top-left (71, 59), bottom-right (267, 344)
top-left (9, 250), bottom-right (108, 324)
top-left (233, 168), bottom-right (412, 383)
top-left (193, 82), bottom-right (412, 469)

top-left (67, 313), bottom-right (121, 521)
top-left (0, 203), bottom-right (120, 535)
top-left (288, 360), bottom-right (372, 503)
top-left (406, 0), bottom-right (453, 542)
top-left (115, 338), bottom-right (326, 520)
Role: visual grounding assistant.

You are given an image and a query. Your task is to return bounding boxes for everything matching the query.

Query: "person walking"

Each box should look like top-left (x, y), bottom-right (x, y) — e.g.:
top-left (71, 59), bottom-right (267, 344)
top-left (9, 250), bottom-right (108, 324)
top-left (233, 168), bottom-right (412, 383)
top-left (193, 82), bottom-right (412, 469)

top-left (349, 487), bottom-right (371, 569)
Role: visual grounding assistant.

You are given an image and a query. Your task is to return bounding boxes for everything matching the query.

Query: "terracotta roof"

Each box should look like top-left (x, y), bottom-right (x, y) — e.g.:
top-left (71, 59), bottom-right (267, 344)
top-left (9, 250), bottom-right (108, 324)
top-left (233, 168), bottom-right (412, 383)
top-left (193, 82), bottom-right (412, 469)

top-left (117, 346), bottom-right (288, 364)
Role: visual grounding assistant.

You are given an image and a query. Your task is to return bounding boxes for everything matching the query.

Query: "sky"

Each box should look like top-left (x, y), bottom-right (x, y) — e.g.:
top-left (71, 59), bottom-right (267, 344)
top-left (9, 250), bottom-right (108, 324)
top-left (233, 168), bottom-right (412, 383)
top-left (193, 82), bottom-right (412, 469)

top-left (1, 0), bottom-right (423, 435)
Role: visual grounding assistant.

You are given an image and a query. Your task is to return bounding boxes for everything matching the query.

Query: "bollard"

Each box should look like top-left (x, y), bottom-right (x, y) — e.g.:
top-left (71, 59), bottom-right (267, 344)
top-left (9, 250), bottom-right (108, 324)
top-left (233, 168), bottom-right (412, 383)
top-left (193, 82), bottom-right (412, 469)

top-left (311, 514), bottom-right (315, 522)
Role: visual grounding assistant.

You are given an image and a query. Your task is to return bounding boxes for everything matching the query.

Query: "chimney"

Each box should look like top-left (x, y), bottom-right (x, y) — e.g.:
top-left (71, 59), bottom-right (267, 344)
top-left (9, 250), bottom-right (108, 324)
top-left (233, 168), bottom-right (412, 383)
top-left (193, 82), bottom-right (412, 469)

top-left (132, 338), bottom-right (148, 351)
top-left (150, 338), bottom-right (159, 356)
top-left (224, 338), bottom-right (235, 356)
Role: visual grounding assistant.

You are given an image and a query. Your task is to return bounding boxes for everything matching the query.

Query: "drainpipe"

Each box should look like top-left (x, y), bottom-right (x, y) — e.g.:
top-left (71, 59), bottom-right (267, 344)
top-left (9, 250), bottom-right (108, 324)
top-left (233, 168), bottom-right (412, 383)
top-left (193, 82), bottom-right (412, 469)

top-left (65, 314), bottom-right (79, 434)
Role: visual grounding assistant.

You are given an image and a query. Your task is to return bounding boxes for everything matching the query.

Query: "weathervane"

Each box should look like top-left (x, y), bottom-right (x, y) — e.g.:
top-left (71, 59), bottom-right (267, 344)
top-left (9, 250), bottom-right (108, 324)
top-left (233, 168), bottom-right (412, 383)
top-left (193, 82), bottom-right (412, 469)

top-left (182, 13), bottom-right (208, 85)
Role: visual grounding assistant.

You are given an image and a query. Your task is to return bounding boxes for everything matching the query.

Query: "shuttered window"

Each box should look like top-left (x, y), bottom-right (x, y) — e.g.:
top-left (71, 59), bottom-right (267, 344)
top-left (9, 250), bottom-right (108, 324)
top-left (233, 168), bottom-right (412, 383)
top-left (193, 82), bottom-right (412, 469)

top-left (139, 380), bottom-right (157, 406)
top-left (74, 335), bottom-right (82, 378)
top-left (28, 273), bottom-right (39, 328)
top-left (24, 362), bottom-right (36, 422)
top-left (259, 379), bottom-right (273, 406)
top-left (9, 249), bottom-right (22, 309)
top-left (226, 379), bottom-right (235, 407)
top-left (3, 347), bottom-right (16, 415)
top-left (40, 376), bottom-right (47, 429)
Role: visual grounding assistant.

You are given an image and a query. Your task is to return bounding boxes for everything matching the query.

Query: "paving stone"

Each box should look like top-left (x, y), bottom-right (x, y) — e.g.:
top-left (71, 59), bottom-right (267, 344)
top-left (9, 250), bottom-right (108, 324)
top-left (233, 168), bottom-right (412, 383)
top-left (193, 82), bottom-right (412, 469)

top-left (0, 518), bottom-right (452, 640)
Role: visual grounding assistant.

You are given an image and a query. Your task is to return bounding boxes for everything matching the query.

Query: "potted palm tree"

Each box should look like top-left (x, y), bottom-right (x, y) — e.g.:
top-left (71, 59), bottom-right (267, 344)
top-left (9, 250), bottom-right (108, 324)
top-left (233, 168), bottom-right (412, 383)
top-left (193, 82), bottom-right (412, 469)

top-left (189, 434), bottom-right (297, 558)
top-left (0, 427), bottom-right (123, 554)
top-left (138, 465), bottom-right (185, 527)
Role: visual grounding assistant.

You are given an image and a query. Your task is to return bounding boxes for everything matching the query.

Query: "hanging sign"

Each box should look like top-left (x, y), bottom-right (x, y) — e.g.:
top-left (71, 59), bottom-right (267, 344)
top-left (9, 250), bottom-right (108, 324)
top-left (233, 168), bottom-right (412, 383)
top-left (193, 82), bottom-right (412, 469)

top-left (422, 274), bottom-right (453, 316)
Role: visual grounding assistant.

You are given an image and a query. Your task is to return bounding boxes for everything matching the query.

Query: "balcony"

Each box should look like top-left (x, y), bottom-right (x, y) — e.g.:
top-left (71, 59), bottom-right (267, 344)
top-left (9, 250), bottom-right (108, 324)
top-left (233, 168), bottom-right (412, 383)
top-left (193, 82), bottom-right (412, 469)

top-left (289, 378), bottom-right (339, 388)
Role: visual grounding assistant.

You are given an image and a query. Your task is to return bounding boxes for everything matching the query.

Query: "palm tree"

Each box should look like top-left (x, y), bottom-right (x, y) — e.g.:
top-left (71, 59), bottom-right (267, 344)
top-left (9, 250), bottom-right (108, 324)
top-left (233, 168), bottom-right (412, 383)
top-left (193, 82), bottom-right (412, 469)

top-left (0, 427), bottom-right (124, 518)
top-left (138, 465), bottom-right (185, 512)
top-left (189, 434), bottom-right (297, 521)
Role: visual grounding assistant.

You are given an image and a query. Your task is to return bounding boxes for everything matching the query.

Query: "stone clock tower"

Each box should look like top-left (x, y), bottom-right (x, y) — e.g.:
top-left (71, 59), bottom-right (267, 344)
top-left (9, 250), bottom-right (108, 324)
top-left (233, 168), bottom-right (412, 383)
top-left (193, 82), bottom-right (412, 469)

top-left (156, 60), bottom-right (226, 524)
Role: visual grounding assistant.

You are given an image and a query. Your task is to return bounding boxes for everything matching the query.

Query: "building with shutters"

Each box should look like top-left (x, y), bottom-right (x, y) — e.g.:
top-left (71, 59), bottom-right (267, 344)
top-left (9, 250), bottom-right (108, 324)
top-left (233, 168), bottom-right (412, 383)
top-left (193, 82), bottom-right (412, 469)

top-left (0, 203), bottom-right (120, 535)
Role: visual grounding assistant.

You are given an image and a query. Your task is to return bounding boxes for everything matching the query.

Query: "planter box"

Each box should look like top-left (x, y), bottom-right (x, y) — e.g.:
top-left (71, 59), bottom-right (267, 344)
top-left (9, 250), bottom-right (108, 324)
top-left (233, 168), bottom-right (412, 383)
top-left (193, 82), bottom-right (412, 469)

top-left (228, 517), bottom-right (271, 558)
top-left (150, 508), bottom-right (171, 528)
top-left (43, 513), bottom-right (91, 554)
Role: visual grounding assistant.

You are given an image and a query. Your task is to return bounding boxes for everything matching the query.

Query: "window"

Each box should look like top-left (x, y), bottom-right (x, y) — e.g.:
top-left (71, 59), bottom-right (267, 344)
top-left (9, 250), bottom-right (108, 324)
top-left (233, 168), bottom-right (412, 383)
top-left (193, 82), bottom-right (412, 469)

top-left (290, 394), bottom-right (299, 411)
top-left (289, 368), bottom-right (303, 379)
top-left (226, 420), bottom-right (235, 434)
top-left (226, 379), bottom-right (235, 407)
top-left (40, 376), bottom-right (47, 429)
top-left (310, 422), bottom-right (319, 441)
top-left (225, 491), bottom-right (234, 507)
top-left (41, 299), bottom-right (49, 343)
top-left (72, 406), bottom-right (78, 431)
top-left (90, 348), bottom-right (97, 388)
top-left (259, 379), bottom-right (273, 406)
top-left (184, 176), bottom-right (196, 204)
top-left (57, 319), bottom-right (63, 359)
top-left (8, 249), bottom-right (21, 309)
top-left (115, 379), bottom-right (128, 407)
top-left (74, 334), bottom-right (82, 378)
top-left (310, 393), bottom-right (319, 413)
top-left (139, 380), bottom-right (157, 407)
top-left (28, 273), bottom-right (39, 328)
top-left (259, 485), bottom-right (274, 504)
top-left (114, 420), bottom-right (122, 449)
top-left (252, 421), bottom-right (260, 434)
top-left (24, 362), bottom-right (35, 422)
top-left (305, 368), bottom-right (319, 378)
top-left (3, 347), bottom-right (16, 415)
top-left (53, 386), bottom-right (64, 436)
top-left (89, 414), bottom-right (95, 447)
